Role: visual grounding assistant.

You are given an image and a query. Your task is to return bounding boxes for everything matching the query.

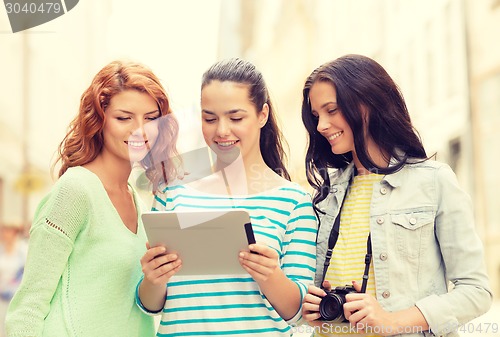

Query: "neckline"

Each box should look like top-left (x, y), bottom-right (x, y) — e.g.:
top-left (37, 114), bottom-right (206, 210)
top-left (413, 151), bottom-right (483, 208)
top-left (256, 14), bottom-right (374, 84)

top-left (73, 166), bottom-right (140, 236)
top-left (353, 173), bottom-right (384, 179)
top-left (172, 179), bottom-right (297, 198)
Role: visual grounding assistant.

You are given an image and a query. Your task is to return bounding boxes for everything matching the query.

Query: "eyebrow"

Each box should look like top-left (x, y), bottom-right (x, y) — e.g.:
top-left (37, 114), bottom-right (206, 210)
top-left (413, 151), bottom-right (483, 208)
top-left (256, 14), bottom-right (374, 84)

top-left (320, 102), bottom-right (337, 109)
top-left (202, 109), bottom-right (247, 115)
top-left (115, 109), bottom-right (160, 115)
top-left (311, 102), bottom-right (338, 113)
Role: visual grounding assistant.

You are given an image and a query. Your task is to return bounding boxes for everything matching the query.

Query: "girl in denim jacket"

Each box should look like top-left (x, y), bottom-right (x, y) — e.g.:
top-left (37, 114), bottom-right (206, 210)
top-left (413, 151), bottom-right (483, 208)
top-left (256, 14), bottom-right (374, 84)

top-left (301, 54), bottom-right (492, 337)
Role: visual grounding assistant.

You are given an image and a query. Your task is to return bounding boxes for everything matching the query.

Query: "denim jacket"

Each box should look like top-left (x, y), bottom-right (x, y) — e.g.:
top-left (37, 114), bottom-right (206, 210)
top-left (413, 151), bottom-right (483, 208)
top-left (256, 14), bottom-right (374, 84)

top-left (314, 160), bottom-right (492, 337)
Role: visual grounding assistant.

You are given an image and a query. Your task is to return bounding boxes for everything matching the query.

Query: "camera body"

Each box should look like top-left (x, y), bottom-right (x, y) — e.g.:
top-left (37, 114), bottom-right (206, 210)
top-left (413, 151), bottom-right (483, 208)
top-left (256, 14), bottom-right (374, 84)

top-left (318, 285), bottom-right (357, 322)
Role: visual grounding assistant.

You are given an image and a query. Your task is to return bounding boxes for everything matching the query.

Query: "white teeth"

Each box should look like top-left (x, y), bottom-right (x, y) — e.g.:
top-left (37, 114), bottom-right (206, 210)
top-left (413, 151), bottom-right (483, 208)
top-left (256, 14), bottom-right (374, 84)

top-left (217, 141), bottom-right (237, 147)
top-left (128, 141), bottom-right (146, 147)
top-left (328, 132), bottom-right (342, 141)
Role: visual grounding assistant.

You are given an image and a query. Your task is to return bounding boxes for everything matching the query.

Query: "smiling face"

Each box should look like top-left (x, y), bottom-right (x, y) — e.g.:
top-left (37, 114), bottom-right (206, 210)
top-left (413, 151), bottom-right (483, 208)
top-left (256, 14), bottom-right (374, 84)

top-left (201, 80), bottom-right (268, 167)
top-left (102, 90), bottom-right (161, 164)
top-left (309, 81), bottom-right (355, 155)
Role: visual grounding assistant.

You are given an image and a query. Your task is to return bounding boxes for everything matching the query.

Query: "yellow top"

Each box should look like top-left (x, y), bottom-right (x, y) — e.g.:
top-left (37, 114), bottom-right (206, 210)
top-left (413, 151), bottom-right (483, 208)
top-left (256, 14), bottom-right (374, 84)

top-left (314, 173), bottom-right (383, 337)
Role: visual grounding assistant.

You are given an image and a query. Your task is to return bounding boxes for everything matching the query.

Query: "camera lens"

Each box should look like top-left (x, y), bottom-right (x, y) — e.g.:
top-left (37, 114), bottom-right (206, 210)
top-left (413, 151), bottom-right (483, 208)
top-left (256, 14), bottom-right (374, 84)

top-left (319, 292), bottom-right (345, 322)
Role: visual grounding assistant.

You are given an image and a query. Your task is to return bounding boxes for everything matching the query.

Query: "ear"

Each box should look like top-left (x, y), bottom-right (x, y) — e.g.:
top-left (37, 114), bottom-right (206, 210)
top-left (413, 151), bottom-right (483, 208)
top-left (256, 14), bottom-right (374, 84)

top-left (258, 103), bottom-right (269, 129)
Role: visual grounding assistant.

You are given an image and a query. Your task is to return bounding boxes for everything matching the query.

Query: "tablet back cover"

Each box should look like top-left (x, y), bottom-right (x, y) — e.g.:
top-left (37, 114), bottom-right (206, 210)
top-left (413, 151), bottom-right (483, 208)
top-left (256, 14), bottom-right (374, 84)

top-left (142, 210), bottom-right (252, 275)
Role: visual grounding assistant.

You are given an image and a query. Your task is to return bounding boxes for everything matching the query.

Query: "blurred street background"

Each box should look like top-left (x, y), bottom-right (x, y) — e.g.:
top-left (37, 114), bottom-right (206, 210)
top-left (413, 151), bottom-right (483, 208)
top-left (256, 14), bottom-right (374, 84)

top-left (1, 0), bottom-right (499, 335)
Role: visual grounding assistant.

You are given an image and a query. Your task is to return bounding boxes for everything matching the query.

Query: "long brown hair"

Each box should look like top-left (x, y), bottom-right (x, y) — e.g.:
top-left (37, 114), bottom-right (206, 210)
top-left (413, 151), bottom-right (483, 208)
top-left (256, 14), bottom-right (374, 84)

top-left (201, 58), bottom-right (290, 180)
top-left (54, 60), bottom-right (179, 190)
top-left (302, 54), bottom-right (427, 206)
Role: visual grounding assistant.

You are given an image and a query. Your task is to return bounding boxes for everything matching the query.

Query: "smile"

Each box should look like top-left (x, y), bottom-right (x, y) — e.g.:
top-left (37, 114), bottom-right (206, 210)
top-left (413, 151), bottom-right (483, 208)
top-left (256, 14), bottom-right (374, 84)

top-left (216, 140), bottom-right (238, 147)
top-left (125, 140), bottom-right (148, 148)
top-left (327, 131), bottom-right (343, 141)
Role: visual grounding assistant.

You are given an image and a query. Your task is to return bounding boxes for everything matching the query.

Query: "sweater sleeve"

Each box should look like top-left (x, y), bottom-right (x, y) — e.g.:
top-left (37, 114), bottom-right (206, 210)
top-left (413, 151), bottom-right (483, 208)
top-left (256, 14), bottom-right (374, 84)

top-left (281, 191), bottom-right (318, 324)
top-left (6, 173), bottom-right (89, 337)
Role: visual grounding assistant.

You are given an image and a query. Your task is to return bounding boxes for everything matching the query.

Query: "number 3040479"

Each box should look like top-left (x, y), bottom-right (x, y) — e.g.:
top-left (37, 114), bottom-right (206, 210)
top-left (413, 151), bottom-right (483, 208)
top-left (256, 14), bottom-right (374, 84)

top-left (5, 2), bottom-right (62, 14)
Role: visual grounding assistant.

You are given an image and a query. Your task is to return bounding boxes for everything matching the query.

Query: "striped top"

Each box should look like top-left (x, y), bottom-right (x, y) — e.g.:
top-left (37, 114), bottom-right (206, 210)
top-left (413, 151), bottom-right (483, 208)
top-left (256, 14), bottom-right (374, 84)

top-left (147, 181), bottom-right (318, 336)
top-left (315, 174), bottom-right (382, 337)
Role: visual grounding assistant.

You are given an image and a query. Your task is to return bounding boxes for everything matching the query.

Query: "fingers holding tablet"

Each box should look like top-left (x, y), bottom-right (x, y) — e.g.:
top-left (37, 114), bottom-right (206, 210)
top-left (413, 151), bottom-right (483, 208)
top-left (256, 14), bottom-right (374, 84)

top-left (141, 244), bottom-right (182, 285)
top-left (239, 243), bottom-right (280, 281)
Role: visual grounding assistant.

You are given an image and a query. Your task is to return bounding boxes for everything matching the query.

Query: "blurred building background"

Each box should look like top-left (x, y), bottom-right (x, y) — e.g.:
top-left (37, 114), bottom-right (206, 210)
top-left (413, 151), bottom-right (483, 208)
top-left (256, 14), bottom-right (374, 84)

top-left (0, 0), bottom-right (499, 299)
top-left (216, 0), bottom-right (500, 296)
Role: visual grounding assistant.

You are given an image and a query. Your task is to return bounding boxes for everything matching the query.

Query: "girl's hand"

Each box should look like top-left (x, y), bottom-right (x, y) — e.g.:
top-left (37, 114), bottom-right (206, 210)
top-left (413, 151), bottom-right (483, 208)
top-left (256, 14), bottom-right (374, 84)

top-left (239, 243), bottom-right (305, 321)
top-left (238, 243), bottom-right (280, 282)
top-left (343, 281), bottom-right (397, 336)
top-left (140, 242), bottom-right (182, 286)
top-left (302, 283), bottom-right (329, 327)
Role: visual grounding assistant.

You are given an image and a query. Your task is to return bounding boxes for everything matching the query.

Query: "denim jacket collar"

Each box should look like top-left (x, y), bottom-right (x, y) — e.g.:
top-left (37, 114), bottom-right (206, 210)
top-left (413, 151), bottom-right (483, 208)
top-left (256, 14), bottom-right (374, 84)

top-left (382, 169), bottom-right (403, 188)
top-left (329, 161), bottom-right (402, 188)
top-left (383, 154), bottom-right (426, 188)
top-left (332, 154), bottom-right (407, 189)
top-left (330, 162), bottom-right (355, 186)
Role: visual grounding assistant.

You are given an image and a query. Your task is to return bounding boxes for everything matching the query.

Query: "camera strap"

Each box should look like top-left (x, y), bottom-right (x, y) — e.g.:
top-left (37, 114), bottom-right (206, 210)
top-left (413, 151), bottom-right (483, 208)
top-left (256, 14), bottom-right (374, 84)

top-left (320, 181), bottom-right (350, 289)
top-left (320, 180), bottom-right (373, 294)
top-left (360, 234), bottom-right (372, 293)
top-left (320, 198), bottom-right (344, 289)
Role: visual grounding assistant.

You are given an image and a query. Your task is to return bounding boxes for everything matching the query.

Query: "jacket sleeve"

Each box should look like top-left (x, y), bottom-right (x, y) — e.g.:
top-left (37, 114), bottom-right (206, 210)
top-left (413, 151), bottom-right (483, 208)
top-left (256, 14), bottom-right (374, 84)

top-left (6, 176), bottom-right (88, 337)
top-left (281, 192), bottom-right (318, 325)
top-left (415, 164), bottom-right (492, 335)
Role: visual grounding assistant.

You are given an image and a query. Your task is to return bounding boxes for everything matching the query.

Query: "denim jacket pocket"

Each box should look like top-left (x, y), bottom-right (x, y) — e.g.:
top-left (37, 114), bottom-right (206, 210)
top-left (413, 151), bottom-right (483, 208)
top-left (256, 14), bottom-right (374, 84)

top-left (391, 209), bottom-right (435, 259)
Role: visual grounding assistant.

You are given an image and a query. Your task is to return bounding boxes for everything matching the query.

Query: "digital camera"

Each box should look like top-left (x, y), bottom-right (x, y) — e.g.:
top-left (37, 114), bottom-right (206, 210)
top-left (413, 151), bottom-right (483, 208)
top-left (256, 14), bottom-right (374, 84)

top-left (319, 285), bottom-right (357, 322)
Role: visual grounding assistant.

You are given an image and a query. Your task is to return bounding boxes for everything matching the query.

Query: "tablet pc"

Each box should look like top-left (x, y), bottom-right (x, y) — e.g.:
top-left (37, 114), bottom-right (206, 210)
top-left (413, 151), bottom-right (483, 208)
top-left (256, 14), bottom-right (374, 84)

top-left (141, 210), bottom-right (255, 275)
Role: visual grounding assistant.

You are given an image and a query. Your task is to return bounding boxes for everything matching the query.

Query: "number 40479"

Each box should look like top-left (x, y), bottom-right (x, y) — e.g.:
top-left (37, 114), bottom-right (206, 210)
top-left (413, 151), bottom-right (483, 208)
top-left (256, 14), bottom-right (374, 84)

top-left (458, 322), bottom-right (499, 334)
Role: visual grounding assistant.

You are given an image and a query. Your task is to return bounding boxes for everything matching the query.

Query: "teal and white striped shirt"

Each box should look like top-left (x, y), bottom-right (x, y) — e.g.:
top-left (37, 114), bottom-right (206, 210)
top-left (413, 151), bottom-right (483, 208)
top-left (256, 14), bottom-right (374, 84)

top-left (148, 181), bottom-right (317, 336)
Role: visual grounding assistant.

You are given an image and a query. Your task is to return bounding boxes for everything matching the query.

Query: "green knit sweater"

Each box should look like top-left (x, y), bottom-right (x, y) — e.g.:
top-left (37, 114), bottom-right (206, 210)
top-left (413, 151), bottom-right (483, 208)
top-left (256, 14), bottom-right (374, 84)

top-left (6, 166), bottom-right (155, 337)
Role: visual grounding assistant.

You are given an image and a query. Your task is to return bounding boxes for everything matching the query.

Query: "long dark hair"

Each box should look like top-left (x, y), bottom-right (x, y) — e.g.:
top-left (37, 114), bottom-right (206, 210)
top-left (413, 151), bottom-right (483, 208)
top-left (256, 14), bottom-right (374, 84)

top-left (201, 58), bottom-right (290, 180)
top-left (302, 54), bottom-right (428, 205)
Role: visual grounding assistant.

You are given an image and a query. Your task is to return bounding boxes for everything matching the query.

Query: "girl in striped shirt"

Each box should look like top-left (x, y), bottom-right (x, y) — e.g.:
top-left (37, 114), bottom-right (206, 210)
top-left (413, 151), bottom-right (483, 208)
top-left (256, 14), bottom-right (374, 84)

top-left (137, 58), bottom-right (318, 336)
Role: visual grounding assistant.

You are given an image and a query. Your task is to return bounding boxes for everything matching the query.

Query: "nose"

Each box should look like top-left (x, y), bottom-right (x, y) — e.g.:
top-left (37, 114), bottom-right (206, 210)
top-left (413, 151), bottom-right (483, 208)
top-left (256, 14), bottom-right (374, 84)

top-left (131, 119), bottom-right (146, 138)
top-left (316, 114), bottom-right (330, 133)
top-left (216, 119), bottom-right (231, 137)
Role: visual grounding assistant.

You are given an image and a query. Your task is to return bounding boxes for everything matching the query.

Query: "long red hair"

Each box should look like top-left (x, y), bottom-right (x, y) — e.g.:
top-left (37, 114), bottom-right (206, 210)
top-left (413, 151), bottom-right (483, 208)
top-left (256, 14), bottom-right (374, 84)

top-left (54, 60), bottom-right (179, 190)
